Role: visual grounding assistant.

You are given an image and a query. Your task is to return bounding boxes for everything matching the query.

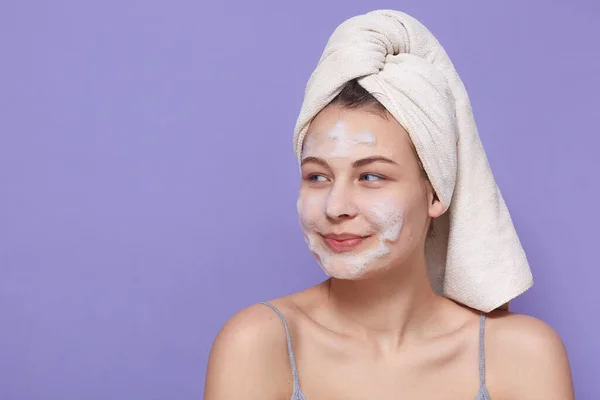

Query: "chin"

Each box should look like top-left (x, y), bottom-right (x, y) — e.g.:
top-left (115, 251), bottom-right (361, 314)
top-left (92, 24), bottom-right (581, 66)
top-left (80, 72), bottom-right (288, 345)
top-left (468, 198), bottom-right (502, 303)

top-left (316, 256), bottom-right (391, 280)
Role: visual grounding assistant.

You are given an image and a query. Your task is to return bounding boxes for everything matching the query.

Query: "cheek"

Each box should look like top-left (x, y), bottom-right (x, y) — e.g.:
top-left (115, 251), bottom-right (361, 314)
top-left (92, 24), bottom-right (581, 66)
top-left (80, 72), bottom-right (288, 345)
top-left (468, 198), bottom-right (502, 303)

top-left (297, 194), bottom-right (324, 229)
top-left (366, 198), bottom-right (405, 239)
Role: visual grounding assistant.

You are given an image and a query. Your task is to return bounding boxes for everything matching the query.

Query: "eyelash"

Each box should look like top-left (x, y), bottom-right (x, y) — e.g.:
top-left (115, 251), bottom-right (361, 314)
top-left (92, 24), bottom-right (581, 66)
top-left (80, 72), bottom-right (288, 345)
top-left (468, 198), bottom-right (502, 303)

top-left (361, 173), bottom-right (385, 182)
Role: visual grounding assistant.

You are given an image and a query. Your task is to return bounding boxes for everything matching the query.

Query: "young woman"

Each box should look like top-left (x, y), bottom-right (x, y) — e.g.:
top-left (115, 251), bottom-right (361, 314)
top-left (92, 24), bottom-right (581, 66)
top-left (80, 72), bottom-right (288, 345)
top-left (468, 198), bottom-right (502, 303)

top-left (204, 10), bottom-right (574, 400)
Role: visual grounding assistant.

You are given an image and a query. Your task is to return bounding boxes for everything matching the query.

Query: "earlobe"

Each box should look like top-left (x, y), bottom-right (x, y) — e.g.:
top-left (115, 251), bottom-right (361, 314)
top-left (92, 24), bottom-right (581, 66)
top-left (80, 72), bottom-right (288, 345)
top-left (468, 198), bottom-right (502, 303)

top-left (428, 192), bottom-right (444, 219)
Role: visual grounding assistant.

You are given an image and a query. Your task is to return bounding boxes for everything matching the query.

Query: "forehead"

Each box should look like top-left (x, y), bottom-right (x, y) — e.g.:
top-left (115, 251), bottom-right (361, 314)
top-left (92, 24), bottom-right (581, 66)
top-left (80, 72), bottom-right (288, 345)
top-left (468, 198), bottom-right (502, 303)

top-left (301, 105), bottom-right (413, 161)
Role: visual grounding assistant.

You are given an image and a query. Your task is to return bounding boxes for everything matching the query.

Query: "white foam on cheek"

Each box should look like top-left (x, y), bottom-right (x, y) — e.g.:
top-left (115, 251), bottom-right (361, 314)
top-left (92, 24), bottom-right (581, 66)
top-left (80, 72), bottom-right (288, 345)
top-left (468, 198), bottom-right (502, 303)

top-left (297, 194), bottom-right (325, 249)
top-left (370, 200), bottom-right (404, 242)
top-left (297, 193), bottom-right (335, 277)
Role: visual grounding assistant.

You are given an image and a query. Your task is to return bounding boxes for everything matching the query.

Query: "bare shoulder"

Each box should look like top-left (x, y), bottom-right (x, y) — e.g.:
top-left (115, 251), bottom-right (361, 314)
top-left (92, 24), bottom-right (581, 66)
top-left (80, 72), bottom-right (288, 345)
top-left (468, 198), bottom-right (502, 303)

top-left (203, 301), bottom-right (295, 400)
top-left (485, 311), bottom-right (574, 399)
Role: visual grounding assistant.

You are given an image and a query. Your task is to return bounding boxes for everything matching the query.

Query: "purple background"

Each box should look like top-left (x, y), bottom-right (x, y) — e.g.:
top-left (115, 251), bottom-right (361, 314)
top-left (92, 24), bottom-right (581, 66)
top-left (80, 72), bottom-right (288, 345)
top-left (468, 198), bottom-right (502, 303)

top-left (1, 0), bottom-right (598, 399)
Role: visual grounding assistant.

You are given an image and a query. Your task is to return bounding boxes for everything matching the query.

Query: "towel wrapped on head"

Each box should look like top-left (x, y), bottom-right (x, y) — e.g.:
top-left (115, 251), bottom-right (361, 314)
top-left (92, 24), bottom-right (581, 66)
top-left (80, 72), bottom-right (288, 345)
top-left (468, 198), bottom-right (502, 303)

top-left (293, 10), bottom-right (533, 313)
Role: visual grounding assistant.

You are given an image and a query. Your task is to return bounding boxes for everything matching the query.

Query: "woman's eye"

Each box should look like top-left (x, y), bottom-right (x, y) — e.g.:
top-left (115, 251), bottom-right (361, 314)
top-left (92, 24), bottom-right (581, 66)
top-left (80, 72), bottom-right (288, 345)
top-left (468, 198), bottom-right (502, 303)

top-left (308, 174), bottom-right (327, 182)
top-left (360, 174), bottom-right (384, 182)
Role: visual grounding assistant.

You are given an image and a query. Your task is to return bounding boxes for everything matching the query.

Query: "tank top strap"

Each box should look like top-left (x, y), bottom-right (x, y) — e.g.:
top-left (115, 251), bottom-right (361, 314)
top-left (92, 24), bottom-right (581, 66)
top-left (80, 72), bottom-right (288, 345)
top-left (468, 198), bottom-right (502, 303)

top-left (260, 302), bottom-right (301, 391)
top-left (478, 313), bottom-right (487, 386)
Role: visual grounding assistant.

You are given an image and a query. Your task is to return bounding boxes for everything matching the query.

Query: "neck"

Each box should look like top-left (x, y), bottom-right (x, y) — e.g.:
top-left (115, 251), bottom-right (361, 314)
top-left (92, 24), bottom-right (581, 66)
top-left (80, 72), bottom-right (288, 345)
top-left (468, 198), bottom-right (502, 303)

top-left (320, 250), bottom-right (452, 348)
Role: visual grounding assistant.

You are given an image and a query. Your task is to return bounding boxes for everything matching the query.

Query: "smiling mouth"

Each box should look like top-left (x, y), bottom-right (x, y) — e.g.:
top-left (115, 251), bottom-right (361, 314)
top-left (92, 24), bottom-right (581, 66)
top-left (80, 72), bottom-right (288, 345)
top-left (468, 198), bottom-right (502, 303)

top-left (321, 234), bottom-right (371, 253)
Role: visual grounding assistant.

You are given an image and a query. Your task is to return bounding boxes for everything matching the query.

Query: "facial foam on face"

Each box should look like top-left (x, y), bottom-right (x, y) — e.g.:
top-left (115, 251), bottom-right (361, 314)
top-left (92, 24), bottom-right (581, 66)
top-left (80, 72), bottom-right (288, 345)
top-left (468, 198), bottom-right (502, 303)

top-left (298, 194), bottom-right (322, 246)
top-left (302, 120), bottom-right (376, 158)
top-left (326, 121), bottom-right (376, 158)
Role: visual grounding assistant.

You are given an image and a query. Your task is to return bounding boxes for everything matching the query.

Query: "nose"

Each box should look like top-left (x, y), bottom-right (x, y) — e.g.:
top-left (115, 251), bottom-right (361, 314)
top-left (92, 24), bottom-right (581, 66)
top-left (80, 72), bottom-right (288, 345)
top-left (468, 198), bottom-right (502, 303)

top-left (325, 183), bottom-right (358, 219)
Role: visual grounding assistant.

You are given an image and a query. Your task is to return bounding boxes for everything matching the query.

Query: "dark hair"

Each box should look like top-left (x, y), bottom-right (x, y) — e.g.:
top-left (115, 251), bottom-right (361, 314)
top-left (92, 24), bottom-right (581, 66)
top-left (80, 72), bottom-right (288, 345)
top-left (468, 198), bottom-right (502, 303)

top-left (329, 79), bottom-right (437, 238)
top-left (329, 79), bottom-right (390, 117)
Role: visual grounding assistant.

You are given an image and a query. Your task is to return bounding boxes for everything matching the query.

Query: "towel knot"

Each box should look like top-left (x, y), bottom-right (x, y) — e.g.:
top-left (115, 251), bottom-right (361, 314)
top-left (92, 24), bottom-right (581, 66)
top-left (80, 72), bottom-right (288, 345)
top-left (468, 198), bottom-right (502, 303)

top-left (317, 13), bottom-right (412, 78)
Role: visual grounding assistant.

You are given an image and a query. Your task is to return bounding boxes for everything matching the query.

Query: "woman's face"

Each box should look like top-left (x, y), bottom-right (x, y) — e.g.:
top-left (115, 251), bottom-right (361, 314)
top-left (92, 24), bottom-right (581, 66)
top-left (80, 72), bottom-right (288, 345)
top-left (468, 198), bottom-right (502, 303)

top-left (297, 105), bottom-right (442, 279)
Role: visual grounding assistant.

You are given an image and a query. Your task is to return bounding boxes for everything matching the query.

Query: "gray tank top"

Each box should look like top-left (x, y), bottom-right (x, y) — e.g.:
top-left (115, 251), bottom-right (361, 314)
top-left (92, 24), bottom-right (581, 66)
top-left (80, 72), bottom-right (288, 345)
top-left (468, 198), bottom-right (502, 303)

top-left (261, 302), bottom-right (491, 400)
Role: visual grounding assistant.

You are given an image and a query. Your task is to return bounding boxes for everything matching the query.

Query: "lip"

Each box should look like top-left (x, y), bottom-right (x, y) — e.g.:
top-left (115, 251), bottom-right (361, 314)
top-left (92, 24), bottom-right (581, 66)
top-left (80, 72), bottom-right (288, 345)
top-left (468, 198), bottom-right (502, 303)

top-left (321, 233), bottom-right (370, 253)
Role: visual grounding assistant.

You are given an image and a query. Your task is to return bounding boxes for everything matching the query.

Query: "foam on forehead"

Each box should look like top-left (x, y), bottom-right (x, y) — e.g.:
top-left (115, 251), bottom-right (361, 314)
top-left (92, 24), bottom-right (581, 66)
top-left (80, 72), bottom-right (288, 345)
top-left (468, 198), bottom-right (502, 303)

top-left (302, 120), bottom-right (377, 159)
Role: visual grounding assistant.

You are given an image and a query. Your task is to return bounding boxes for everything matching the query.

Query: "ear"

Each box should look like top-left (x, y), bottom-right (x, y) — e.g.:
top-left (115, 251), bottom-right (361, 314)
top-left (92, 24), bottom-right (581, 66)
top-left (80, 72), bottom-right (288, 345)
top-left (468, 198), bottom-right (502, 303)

top-left (426, 182), bottom-right (444, 219)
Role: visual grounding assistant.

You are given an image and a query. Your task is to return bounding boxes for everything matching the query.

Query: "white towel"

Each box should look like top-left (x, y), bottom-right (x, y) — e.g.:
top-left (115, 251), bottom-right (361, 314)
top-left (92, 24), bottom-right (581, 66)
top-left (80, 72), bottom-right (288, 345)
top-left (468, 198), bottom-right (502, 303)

top-left (292, 10), bottom-right (533, 312)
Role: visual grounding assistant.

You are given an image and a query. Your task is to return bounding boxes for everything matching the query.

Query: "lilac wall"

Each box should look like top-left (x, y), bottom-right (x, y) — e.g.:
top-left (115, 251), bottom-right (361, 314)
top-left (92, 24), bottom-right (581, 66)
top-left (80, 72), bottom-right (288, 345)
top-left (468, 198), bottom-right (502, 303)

top-left (1, 1), bottom-right (598, 398)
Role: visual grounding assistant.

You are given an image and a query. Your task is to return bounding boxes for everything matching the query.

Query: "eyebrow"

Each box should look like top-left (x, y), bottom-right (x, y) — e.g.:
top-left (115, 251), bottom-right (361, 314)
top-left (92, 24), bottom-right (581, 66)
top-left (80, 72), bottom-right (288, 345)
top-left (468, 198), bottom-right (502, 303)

top-left (301, 155), bottom-right (399, 169)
